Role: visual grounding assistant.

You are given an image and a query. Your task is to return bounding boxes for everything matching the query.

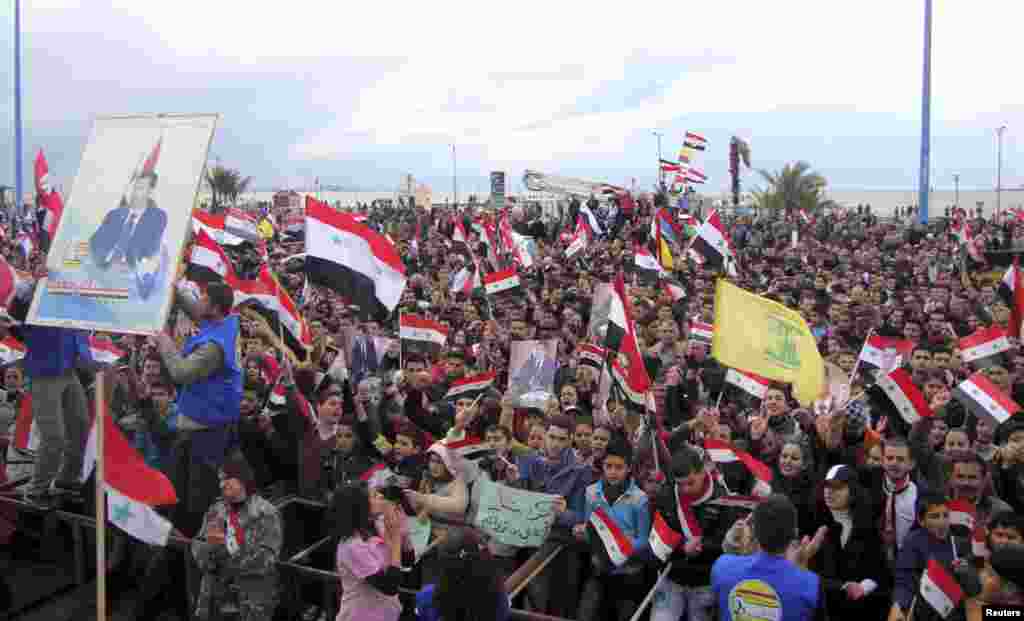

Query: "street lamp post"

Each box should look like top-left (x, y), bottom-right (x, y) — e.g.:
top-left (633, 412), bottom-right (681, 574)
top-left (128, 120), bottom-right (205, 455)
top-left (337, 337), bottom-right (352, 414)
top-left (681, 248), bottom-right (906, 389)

top-left (953, 173), bottom-right (960, 210)
top-left (652, 131), bottom-right (664, 190)
top-left (997, 125), bottom-right (1007, 216)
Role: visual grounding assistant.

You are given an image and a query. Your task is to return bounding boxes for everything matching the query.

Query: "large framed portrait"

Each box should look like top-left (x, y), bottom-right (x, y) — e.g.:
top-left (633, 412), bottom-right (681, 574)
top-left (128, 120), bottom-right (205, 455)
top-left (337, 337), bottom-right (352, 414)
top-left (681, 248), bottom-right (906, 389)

top-left (26, 113), bottom-right (218, 334)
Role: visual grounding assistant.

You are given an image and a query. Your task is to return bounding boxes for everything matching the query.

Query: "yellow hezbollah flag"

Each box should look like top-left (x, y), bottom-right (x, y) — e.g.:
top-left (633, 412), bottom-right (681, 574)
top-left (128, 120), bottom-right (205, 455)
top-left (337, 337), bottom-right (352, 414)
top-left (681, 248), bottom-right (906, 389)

top-left (711, 279), bottom-right (825, 406)
top-left (657, 236), bottom-right (674, 270)
top-left (257, 218), bottom-right (275, 240)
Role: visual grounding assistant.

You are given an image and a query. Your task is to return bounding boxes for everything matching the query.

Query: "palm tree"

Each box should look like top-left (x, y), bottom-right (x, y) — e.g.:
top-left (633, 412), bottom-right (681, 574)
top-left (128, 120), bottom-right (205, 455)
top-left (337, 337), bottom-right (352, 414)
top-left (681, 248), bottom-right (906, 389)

top-left (205, 165), bottom-right (252, 213)
top-left (752, 161), bottom-right (837, 217)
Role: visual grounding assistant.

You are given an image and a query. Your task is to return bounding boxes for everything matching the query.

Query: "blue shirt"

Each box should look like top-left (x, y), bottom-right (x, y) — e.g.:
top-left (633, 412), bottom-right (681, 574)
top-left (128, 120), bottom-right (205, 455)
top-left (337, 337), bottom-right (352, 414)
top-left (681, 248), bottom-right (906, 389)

top-left (712, 553), bottom-right (820, 621)
top-left (22, 326), bottom-right (89, 378)
top-left (415, 584), bottom-right (509, 621)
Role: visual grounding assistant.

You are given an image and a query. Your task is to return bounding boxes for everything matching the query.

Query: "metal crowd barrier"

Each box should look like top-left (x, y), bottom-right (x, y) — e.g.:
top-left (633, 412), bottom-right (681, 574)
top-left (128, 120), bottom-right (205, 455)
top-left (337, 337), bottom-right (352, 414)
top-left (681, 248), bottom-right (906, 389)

top-left (0, 493), bottom-right (574, 621)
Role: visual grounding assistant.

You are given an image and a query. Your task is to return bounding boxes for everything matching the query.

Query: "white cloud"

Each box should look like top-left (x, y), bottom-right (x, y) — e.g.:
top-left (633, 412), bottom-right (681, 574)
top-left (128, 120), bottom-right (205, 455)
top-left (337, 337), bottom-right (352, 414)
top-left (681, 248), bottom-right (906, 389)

top-left (16, 0), bottom-right (1024, 182)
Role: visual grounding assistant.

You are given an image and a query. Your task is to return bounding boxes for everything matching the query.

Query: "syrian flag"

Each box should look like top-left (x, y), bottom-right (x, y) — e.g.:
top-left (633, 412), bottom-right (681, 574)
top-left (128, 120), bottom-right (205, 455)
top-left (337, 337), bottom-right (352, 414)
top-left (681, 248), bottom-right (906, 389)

top-left (81, 411), bottom-right (179, 546)
top-left (919, 559), bottom-right (964, 619)
top-left (663, 279), bottom-right (686, 303)
top-left (946, 499), bottom-right (977, 532)
top-left (858, 335), bottom-right (914, 372)
top-left (798, 209), bottom-right (812, 225)
top-left (704, 439), bottom-right (773, 483)
top-left (400, 314), bottom-right (449, 356)
top-left (577, 343), bottom-right (607, 371)
top-left (0, 336), bottom-right (25, 366)
top-left (34, 149), bottom-right (65, 247)
top-left (88, 336), bottom-right (126, 365)
top-left (972, 526), bottom-right (988, 559)
top-left (305, 197), bottom-right (407, 316)
top-left (603, 273), bottom-right (652, 396)
top-left (452, 218), bottom-right (469, 246)
top-left (188, 228), bottom-right (236, 283)
top-left (225, 208), bottom-right (260, 241)
top-left (12, 395), bottom-right (37, 453)
top-left (235, 266), bottom-right (313, 363)
top-left (689, 320), bottom-right (714, 345)
top-left (444, 435), bottom-right (495, 460)
top-left (565, 215), bottom-right (592, 259)
top-left (959, 326), bottom-right (1012, 366)
top-left (445, 371), bottom-right (496, 403)
top-left (192, 208), bottom-right (244, 246)
top-left (690, 210), bottom-right (737, 276)
top-left (649, 512), bottom-right (684, 561)
top-left (579, 204), bottom-right (604, 238)
top-left (610, 358), bottom-right (650, 411)
top-left (725, 368), bottom-right (770, 400)
top-left (483, 268), bottom-right (520, 297)
top-left (683, 131), bottom-right (707, 151)
top-left (875, 368), bottom-right (934, 425)
top-left (660, 159), bottom-right (682, 173)
top-left (360, 462), bottom-right (396, 489)
top-left (588, 507), bottom-right (634, 567)
top-left (633, 244), bottom-right (662, 284)
top-left (684, 169), bottom-right (708, 184)
top-left (708, 495), bottom-right (763, 511)
top-left (999, 258), bottom-right (1024, 339)
top-left (952, 371), bottom-right (1021, 428)
top-left (673, 485), bottom-right (704, 540)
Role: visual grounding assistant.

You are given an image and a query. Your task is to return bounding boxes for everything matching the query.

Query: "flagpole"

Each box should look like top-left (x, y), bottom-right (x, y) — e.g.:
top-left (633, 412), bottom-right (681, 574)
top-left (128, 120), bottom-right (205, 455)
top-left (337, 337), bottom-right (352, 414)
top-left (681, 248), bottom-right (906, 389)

top-left (917, 0), bottom-right (933, 225)
top-left (95, 370), bottom-right (107, 621)
top-left (14, 0), bottom-right (24, 222)
top-left (849, 328), bottom-right (873, 387)
top-left (629, 562), bottom-right (673, 621)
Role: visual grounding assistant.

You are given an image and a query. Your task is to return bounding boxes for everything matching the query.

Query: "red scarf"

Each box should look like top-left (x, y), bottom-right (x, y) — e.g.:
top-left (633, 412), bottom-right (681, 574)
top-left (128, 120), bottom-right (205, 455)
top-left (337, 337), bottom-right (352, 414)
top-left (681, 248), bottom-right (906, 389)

top-left (678, 471), bottom-right (715, 506)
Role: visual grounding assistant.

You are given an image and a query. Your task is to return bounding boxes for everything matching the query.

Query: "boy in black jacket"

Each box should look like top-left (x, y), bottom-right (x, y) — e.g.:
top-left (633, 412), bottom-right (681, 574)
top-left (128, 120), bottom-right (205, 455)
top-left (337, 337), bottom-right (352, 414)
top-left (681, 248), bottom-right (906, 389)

top-left (648, 444), bottom-right (744, 621)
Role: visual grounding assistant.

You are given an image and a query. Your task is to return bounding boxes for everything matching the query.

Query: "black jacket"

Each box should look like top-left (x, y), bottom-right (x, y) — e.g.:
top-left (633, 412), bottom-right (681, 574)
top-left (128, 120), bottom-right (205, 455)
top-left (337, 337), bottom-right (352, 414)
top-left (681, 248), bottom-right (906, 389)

top-left (809, 490), bottom-right (890, 620)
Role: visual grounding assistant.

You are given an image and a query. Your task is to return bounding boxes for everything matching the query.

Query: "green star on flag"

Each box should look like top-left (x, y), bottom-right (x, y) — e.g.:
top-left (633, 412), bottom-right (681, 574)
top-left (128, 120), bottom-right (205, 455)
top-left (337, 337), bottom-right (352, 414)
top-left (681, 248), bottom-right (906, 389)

top-left (111, 500), bottom-right (133, 524)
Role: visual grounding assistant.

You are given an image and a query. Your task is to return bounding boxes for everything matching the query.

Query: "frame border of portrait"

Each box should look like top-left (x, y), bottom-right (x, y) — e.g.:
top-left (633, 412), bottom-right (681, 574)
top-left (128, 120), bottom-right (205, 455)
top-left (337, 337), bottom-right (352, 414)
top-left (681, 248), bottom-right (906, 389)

top-left (24, 112), bottom-right (220, 336)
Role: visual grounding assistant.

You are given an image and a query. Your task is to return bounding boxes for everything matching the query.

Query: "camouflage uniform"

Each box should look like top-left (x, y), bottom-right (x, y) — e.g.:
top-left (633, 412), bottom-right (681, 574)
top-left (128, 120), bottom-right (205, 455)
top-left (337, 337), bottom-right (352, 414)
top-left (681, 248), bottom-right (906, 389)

top-left (191, 494), bottom-right (282, 621)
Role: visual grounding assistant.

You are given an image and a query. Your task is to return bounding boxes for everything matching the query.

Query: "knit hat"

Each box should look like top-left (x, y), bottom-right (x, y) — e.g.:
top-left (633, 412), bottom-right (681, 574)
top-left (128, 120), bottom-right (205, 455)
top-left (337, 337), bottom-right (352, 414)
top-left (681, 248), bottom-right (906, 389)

top-left (220, 454), bottom-right (257, 493)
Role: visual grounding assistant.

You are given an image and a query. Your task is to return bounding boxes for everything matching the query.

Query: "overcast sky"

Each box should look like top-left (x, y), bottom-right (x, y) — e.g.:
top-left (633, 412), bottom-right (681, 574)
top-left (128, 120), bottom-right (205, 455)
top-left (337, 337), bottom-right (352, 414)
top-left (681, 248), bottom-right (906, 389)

top-left (1, 0), bottom-right (1021, 195)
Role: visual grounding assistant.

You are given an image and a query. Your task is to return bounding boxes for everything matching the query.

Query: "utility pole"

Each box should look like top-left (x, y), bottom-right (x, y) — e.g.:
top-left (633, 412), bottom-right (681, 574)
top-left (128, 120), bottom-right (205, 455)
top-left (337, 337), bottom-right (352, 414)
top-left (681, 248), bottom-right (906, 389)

top-left (916, 0), bottom-right (933, 225)
top-left (953, 173), bottom-right (960, 209)
top-left (14, 0), bottom-right (24, 220)
top-left (652, 131), bottom-right (664, 190)
top-left (997, 125), bottom-right (1007, 216)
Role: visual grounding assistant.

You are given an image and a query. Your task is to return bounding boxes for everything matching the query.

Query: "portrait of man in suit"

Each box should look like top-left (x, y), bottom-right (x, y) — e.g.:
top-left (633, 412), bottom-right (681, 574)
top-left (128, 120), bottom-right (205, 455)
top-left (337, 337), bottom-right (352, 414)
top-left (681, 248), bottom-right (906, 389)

top-left (89, 139), bottom-right (168, 299)
top-left (348, 330), bottom-right (379, 385)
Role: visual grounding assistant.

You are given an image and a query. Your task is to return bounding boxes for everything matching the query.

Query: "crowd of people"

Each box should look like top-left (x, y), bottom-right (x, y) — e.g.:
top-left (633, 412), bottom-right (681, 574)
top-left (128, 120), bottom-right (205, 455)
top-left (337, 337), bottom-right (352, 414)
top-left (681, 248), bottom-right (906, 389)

top-left (1, 188), bottom-right (1024, 621)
